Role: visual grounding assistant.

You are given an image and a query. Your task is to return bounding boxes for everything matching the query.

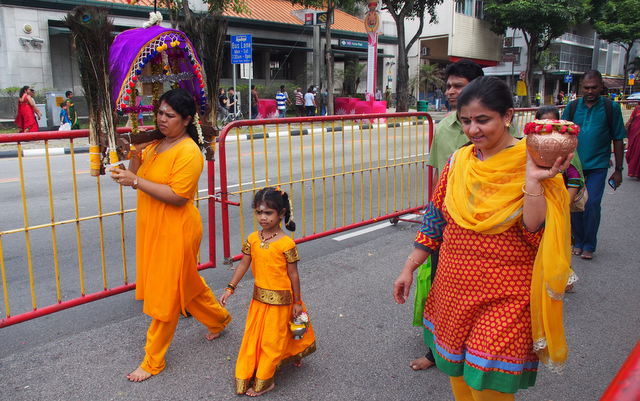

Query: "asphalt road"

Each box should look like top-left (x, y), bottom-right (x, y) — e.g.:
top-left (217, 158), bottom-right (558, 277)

top-left (0, 171), bottom-right (638, 400)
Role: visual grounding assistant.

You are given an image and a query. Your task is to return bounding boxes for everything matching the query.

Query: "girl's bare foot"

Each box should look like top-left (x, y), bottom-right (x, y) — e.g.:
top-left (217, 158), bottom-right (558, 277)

top-left (246, 383), bottom-right (275, 397)
top-left (410, 356), bottom-right (435, 371)
top-left (205, 331), bottom-right (221, 341)
top-left (127, 367), bottom-right (153, 382)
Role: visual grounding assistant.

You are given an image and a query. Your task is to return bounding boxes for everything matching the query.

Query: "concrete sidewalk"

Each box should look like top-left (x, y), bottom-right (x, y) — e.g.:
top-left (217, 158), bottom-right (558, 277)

top-left (1, 172), bottom-right (638, 401)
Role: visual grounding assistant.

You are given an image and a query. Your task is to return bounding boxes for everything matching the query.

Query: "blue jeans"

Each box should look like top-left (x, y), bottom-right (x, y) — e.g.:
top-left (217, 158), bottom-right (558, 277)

top-left (278, 109), bottom-right (286, 118)
top-left (571, 168), bottom-right (608, 252)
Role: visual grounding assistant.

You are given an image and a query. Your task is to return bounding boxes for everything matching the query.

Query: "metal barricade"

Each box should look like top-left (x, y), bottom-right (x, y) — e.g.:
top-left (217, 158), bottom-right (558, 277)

top-left (217, 113), bottom-right (434, 263)
top-left (0, 128), bottom-right (217, 328)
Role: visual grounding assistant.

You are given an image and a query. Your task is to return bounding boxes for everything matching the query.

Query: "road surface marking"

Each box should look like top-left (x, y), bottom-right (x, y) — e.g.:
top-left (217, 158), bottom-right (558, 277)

top-left (332, 214), bottom-right (421, 241)
top-left (389, 152), bottom-right (429, 161)
top-left (198, 179), bottom-right (267, 193)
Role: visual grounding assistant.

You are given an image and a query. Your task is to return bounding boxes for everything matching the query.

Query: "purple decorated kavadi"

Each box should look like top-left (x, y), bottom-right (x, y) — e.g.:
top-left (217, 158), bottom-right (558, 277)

top-left (109, 24), bottom-right (215, 160)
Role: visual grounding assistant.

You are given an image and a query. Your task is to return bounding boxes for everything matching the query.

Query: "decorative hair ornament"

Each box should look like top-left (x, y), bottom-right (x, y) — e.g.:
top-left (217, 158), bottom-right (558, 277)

top-left (193, 113), bottom-right (204, 146)
top-left (143, 11), bottom-right (163, 28)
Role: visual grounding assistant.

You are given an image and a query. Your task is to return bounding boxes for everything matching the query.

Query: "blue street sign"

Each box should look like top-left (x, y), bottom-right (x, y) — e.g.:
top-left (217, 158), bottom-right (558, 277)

top-left (231, 35), bottom-right (252, 64)
top-left (564, 74), bottom-right (573, 83)
top-left (630, 73), bottom-right (635, 80)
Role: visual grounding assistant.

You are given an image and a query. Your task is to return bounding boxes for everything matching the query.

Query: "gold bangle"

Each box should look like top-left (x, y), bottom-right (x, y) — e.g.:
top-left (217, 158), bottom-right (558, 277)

top-left (522, 184), bottom-right (544, 197)
top-left (407, 255), bottom-right (422, 266)
top-left (224, 287), bottom-right (234, 294)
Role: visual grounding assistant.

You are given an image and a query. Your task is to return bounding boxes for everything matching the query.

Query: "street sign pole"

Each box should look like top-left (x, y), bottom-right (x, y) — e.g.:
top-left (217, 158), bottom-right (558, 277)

top-left (248, 64), bottom-right (252, 120)
top-left (233, 65), bottom-right (237, 117)
top-left (231, 34), bottom-right (253, 120)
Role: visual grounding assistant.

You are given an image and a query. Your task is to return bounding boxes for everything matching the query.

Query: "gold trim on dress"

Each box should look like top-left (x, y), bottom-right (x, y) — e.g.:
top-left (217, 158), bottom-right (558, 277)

top-left (277, 341), bottom-right (317, 368)
top-left (253, 286), bottom-right (292, 305)
top-left (284, 247), bottom-right (300, 263)
top-left (235, 378), bottom-right (251, 394)
top-left (253, 377), bottom-right (275, 393)
top-left (241, 240), bottom-right (251, 255)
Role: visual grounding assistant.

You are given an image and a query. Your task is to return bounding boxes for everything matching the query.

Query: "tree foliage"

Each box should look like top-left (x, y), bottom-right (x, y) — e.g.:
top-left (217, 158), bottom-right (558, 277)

top-left (381, 0), bottom-right (443, 111)
top-left (592, 0), bottom-right (640, 92)
top-left (483, 0), bottom-right (584, 104)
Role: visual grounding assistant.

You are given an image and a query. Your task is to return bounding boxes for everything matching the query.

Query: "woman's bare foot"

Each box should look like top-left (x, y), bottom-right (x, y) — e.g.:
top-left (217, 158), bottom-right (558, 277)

top-left (246, 383), bottom-right (275, 397)
top-left (205, 331), bottom-right (221, 341)
top-left (127, 367), bottom-right (152, 382)
top-left (293, 360), bottom-right (302, 367)
top-left (410, 356), bottom-right (435, 371)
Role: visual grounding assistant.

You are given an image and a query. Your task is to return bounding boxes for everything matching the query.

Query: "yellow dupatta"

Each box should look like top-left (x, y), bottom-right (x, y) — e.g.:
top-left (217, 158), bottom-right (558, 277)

top-left (444, 139), bottom-right (571, 370)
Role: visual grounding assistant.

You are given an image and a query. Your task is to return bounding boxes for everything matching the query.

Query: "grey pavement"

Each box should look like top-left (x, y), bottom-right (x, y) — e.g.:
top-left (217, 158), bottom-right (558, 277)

top-left (1, 171), bottom-right (639, 401)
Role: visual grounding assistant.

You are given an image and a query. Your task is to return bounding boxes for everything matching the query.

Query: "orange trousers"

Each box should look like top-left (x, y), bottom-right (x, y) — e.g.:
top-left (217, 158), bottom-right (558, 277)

top-left (139, 285), bottom-right (231, 375)
top-left (450, 376), bottom-right (515, 401)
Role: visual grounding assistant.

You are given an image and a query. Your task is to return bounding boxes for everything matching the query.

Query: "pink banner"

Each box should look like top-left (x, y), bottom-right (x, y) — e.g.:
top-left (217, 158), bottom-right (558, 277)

top-left (257, 99), bottom-right (277, 119)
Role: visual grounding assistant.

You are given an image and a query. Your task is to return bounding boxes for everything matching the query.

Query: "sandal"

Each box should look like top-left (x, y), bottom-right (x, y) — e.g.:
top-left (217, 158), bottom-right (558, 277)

top-left (572, 248), bottom-right (582, 256)
top-left (580, 251), bottom-right (593, 260)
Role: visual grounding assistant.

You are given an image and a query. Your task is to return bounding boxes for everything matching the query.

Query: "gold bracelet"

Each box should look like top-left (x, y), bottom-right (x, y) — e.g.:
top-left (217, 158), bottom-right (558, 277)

top-left (407, 255), bottom-right (422, 266)
top-left (522, 184), bottom-right (544, 197)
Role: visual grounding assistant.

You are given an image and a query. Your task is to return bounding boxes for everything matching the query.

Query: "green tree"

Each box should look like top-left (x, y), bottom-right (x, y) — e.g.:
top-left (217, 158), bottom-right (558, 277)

top-left (417, 63), bottom-right (444, 94)
top-left (381, 0), bottom-right (443, 112)
top-left (592, 0), bottom-right (640, 94)
top-left (484, 0), bottom-right (585, 106)
top-left (337, 60), bottom-right (366, 95)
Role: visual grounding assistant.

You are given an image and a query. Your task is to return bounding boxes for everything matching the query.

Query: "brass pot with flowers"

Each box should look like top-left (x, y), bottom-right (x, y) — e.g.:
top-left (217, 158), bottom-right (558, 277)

top-left (524, 120), bottom-right (580, 168)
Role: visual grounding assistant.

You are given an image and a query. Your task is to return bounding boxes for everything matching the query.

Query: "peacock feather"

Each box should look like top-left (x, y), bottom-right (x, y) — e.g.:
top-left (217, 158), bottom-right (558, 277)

top-left (65, 6), bottom-right (116, 176)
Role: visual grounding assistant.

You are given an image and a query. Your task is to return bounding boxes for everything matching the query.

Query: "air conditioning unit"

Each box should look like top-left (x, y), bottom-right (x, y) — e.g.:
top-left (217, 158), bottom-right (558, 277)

top-left (421, 47), bottom-right (430, 56)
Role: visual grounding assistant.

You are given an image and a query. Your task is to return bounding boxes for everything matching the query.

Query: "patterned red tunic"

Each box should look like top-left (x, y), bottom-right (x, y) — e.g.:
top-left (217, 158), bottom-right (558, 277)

top-left (415, 160), bottom-right (543, 394)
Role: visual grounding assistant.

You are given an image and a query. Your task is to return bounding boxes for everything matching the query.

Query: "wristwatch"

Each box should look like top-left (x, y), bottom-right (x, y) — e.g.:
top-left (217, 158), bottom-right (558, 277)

top-left (615, 166), bottom-right (624, 172)
top-left (132, 177), bottom-right (139, 189)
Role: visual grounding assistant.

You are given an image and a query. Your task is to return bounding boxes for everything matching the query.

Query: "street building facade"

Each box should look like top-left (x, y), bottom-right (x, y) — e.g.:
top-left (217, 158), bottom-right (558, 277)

top-left (0, 0), bottom-right (398, 122)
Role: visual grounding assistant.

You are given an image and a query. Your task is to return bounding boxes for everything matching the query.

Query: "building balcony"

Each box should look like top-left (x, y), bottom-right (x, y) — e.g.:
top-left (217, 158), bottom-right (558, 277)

top-left (553, 33), bottom-right (594, 48)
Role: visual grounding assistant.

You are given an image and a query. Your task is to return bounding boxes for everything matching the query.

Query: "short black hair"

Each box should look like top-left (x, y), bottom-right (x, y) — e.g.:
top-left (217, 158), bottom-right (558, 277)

top-left (252, 187), bottom-right (296, 231)
top-left (457, 76), bottom-right (513, 116)
top-left (583, 69), bottom-right (603, 83)
top-left (65, 90), bottom-right (73, 97)
top-left (227, 87), bottom-right (234, 92)
top-left (445, 59), bottom-right (484, 82)
top-left (535, 106), bottom-right (560, 120)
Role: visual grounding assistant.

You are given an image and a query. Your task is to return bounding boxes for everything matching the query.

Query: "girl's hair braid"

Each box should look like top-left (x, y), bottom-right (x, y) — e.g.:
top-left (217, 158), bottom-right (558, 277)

top-left (281, 191), bottom-right (296, 232)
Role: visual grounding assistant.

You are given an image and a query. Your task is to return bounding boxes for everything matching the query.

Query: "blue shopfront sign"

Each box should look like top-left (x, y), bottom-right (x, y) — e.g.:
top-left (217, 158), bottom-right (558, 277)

top-left (564, 73), bottom-right (573, 83)
top-left (231, 35), bottom-right (252, 64)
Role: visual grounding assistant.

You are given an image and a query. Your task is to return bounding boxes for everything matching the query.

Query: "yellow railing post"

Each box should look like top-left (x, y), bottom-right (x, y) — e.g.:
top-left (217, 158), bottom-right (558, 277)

top-left (44, 141), bottom-right (62, 302)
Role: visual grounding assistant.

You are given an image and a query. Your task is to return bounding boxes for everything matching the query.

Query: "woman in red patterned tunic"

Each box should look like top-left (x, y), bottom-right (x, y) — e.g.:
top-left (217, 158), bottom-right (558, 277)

top-left (393, 77), bottom-right (574, 401)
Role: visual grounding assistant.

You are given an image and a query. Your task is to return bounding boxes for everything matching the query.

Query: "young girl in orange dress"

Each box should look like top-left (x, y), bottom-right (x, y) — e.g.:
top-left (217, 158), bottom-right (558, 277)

top-left (220, 187), bottom-right (316, 397)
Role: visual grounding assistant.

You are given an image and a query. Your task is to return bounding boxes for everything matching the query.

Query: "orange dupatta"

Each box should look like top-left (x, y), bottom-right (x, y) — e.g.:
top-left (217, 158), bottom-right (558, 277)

top-left (444, 139), bottom-right (571, 370)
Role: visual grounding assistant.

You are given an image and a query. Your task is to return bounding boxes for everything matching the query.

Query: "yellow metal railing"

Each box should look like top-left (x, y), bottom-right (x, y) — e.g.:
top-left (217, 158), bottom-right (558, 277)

top-left (0, 130), bottom-right (215, 327)
top-left (218, 113), bottom-right (435, 262)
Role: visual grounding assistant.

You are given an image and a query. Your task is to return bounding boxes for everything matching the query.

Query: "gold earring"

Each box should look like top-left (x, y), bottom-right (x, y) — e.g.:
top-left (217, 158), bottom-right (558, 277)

top-left (505, 122), bottom-right (511, 128)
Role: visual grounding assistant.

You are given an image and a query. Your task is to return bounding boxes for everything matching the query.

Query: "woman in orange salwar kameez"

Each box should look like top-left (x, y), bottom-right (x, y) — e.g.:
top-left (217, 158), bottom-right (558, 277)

top-left (14, 86), bottom-right (41, 132)
top-left (110, 89), bottom-right (231, 382)
top-left (221, 187), bottom-right (316, 397)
